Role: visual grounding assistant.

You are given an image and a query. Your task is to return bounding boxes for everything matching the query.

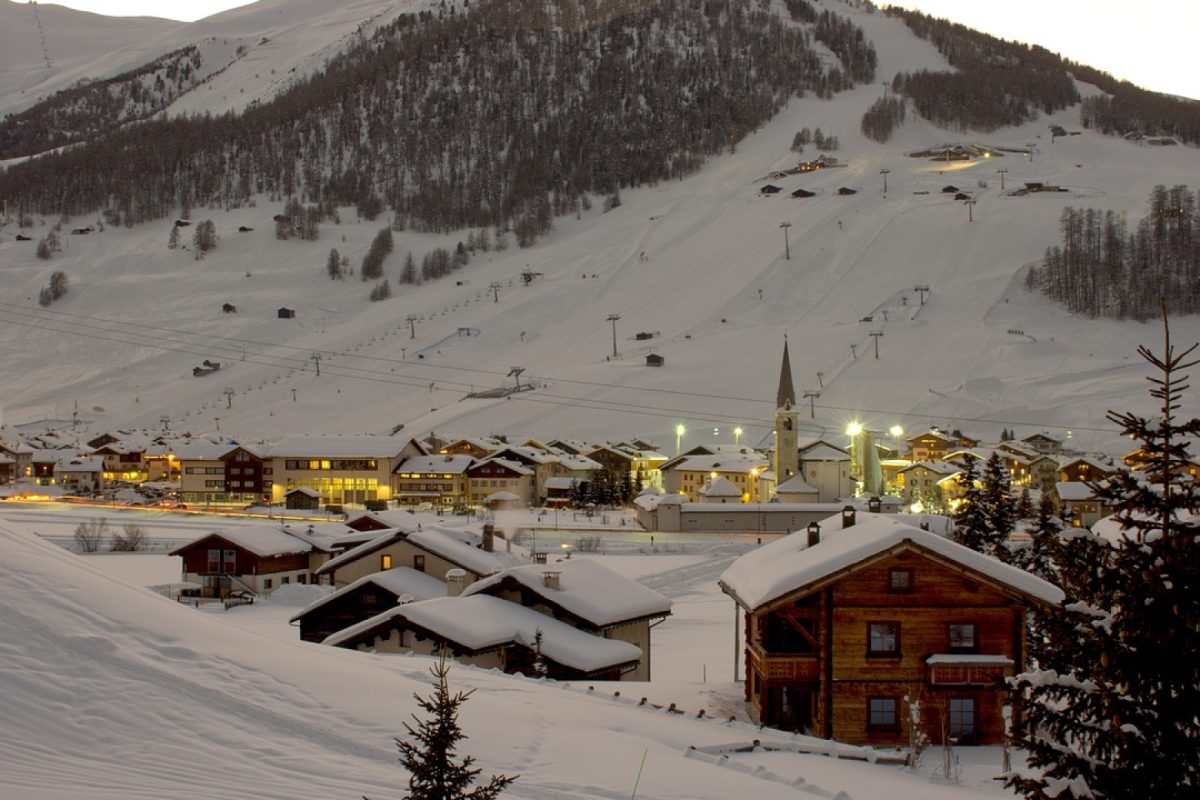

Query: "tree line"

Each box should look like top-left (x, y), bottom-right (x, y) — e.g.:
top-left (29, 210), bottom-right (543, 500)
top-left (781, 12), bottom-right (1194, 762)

top-left (0, 0), bottom-right (873, 246)
top-left (1027, 185), bottom-right (1200, 320)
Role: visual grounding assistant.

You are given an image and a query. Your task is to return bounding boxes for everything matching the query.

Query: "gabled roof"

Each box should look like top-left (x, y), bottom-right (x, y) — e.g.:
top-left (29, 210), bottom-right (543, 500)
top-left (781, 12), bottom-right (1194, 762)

top-left (315, 525), bottom-right (522, 578)
top-left (775, 473), bottom-right (819, 495)
top-left (324, 595), bottom-right (642, 674)
top-left (467, 458), bottom-right (533, 477)
top-left (463, 559), bottom-right (671, 629)
top-left (171, 441), bottom-right (238, 461)
top-left (265, 436), bottom-right (408, 459)
top-left (798, 441), bottom-right (849, 461)
top-left (169, 525), bottom-right (320, 558)
top-left (907, 430), bottom-right (955, 444)
top-left (396, 454), bottom-right (475, 475)
top-left (289, 567), bottom-right (446, 623)
top-left (1056, 481), bottom-right (1101, 502)
top-left (719, 514), bottom-right (1063, 612)
top-left (899, 460), bottom-right (961, 476)
top-left (699, 476), bottom-right (743, 497)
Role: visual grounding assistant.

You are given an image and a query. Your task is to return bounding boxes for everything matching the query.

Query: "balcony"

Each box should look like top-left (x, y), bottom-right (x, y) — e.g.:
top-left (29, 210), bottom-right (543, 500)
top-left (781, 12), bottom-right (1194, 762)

top-left (750, 643), bottom-right (819, 682)
top-left (926, 654), bottom-right (1013, 686)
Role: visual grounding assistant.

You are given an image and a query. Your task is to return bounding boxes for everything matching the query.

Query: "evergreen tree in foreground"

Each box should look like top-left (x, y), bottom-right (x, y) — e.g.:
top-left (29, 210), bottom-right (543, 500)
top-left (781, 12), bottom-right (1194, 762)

top-left (1008, 306), bottom-right (1200, 799)
top-left (388, 654), bottom-right (516, 800)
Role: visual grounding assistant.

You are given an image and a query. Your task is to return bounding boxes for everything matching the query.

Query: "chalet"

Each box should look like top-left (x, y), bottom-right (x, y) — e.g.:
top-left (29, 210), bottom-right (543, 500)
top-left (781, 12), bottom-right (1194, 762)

top-left (719, 513), bottom-right (1062, 744)
top-left (660, 448), bottom-right (769, 502)
top-left (90, 440), bottom-right (150, 483)
top-left (277, 307), bottom-right (295, 319)
top-left (285, 487), bottom-right (322, 510)
top-left (0, 455), bottom-right (13, 484)
top-left (465, 457), bottom-right (534, 507)
top-left (791, 188), bottom-right (816, 198)
top-left (463, 559), bottom-right (671, 681)
top-left (290, 567), bottom-right (447, 642)
top-left (29, 450), bottom-right (61, 486)
top-left (954, 192), bottom-right (971, 201)
top-left (837, 187), bottom-right (857, 195)
top-left (0, 441), bottom-right (34, 479)
top-left (645, 353), bottom-right (665, 367)
top-left (313, 524), bottom-right (522, 588)
top-left (324, 594), bottom-right (643, 681)
top-left (1021, 433), bottom-right (1063, 456)
top-left (237, 225), bottom-right (254, 233)
top-left (393, 453), bottom-right (475, 507)
top-left (55, 458), bottom-right (105, 494)
top-left (169, 525), bottom-right (336, 597)
top-left (584, 444), bottom-right (666, 491)
top-left (897, 462), bottom-right (960, 505)
top-left (906, 430), bottom-right (955, 462)
top-left (1028, 455), bottom-right (1060, 494)
top-left (222, 303), bottom-right (238, 314)
top-left (941, 185), bottom-right (959, 193)
top-left (1056, 481), bottom-right (1115, 527)
top-left (760, 184), bottom-right (782, 195)
top-left (437, 437), bottom-right (502, 459)
top-left (1058, 456), bottom-right (1113, 484)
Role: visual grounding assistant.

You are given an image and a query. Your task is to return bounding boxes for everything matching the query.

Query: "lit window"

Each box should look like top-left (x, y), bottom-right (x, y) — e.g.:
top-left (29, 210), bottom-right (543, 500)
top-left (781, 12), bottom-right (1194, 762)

top-left (868, 622), bottom-right (899, 655)
top-left (381, 554), bottom-right (393, 570)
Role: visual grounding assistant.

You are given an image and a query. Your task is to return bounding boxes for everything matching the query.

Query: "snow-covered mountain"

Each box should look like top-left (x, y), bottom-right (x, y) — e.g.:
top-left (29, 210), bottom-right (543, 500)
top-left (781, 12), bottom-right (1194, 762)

top-left (1, 0), bottom-right (1197, 458)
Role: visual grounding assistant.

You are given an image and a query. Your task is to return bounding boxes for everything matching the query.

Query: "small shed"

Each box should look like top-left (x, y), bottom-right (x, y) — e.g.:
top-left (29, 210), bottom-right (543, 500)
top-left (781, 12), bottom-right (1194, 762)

top-left (277, 307), bottom-right (296, 319)
top-left (285, 487), bottom-right (321, 510)
top-left (760, 184), bottom-right (782, 195)
top-left (222, 303), bottom-right (238, 314)
top-left (238, 226), bottom-right (254, 233)
top-left (645, 353), bottom-right (665, 367)
top-left (941, 185), bottom-right (959, 193)
top-left (485, 490), bottom-right (520, 512)
top-left (837, 187), bottom-right (857, 196)
top-left (954, 192), bottom-right (971, 201)
top-left (791, 188), bottom-right (816, 198)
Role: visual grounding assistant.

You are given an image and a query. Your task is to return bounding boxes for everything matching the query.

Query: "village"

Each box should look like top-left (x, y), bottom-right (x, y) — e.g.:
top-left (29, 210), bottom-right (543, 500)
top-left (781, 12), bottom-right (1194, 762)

top-left (0, 339), bottom-right (1157, 750)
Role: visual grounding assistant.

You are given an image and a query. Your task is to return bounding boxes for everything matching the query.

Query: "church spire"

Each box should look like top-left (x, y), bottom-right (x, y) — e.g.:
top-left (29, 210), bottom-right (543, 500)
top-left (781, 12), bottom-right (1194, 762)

top-left (776, 335), bottom-right (796, 410)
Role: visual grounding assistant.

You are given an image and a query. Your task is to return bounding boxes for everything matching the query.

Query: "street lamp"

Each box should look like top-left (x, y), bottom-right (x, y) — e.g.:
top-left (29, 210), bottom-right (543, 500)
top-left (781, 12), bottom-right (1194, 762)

top-left (780, 222), bottom-right (792, 260)
top-left (675, 423), bottom-right (686, 455)
top-left (846, 421), bottom-right (863, 437)
top-left (734, 426), bottom-right (743, 446)
top-left (889, 425), bottom-right (904, 438)
top-left (879, 168), bottom-right (890, 194)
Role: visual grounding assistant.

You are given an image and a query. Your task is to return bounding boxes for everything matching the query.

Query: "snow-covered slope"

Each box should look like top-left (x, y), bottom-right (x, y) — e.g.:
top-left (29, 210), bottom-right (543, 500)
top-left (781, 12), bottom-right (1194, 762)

top-left (0, 1), bottom-right (1196, 457)
top-left (0, 521), bottom-right (1019, 799)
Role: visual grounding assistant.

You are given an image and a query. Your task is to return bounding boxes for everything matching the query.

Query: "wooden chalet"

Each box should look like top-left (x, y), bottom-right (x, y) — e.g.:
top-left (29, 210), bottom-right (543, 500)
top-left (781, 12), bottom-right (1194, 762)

top-left (463, 559), bottom-right (671, 681)
top-left (906, 430), bottom-right (956, 462)
top-left (169, 525), bottom-right (332, 597)
top-left (719, 512), bottom-right (1062, 745)
top-left (290, 566), bottom-right (447, 642)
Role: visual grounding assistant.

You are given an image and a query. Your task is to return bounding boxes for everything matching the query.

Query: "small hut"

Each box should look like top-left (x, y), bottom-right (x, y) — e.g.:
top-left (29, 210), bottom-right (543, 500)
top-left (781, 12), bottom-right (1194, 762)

top-left (277, 307), bottom-right (296, 319)
top-left (645, 353), bottom-right (665, 367)
top-left (285, 487), bottom-right (321, 510)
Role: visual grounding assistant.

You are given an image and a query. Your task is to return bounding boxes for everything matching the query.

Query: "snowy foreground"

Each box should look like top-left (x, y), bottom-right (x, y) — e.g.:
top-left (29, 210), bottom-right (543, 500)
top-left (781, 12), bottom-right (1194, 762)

top-left (0, 508), bottom-right (1019, 800)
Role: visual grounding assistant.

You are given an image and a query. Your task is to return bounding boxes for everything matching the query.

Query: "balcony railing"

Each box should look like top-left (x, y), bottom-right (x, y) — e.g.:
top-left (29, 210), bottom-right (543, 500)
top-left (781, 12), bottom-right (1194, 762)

top-left (749, 643), bottom-right (819, 682)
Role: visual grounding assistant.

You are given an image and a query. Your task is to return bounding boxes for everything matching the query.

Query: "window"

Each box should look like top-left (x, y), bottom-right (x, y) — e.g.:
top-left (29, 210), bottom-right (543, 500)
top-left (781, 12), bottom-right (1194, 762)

top-left (281, 576), bottom-right (290, 585)
top-left (264, 578), bottom-right (273, 590)
top-left (889, 568), bottom-right (913, 592)
top-left (948, 623), bottom-right (977, 653)
top-left (868, 622), bottom-right (900, 656)
top-left (223, 549), bottom-right (237, 573)
top-left (948, 697), bottom-right (976, 742)
top-left (381, 554), bottom-right (393, 570)
top-left (413, 555), bottom-right (426, 572)
top-left (206, 548), bottom-right (220, 572)
top-left (868, 697), bottom-right (898, 729)
top-left (297, 574), bottom-right (306, 585)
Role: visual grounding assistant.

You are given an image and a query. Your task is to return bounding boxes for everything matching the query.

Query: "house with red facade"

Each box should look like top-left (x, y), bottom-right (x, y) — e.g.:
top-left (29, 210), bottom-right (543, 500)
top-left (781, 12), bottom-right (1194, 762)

top-left (719, 512), bottom-right (1062, 745)
top-left (169, 524), bottom-right (337, 597)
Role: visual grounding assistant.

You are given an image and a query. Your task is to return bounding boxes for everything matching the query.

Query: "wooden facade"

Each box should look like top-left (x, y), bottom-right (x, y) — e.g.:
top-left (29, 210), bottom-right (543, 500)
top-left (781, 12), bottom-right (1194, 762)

top-left (738, 544), bottom-right (1041, 746)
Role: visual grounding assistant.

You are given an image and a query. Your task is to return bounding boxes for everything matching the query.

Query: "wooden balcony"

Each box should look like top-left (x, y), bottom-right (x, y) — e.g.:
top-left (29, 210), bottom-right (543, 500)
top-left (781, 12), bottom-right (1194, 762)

top-left (750, 643), bottom-right (819, 682)
top-left (926, 654), bottom-right (1013, 686)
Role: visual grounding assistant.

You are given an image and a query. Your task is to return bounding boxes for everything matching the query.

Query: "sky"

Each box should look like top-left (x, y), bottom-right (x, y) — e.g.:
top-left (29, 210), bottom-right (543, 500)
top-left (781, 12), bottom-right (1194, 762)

top-left (31, 0), bottom-right (1199, 101)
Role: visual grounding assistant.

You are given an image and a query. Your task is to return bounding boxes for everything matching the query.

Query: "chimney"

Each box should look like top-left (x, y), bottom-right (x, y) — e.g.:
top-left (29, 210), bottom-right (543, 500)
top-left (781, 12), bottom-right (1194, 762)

top-left (806, 521), bottom-right (821, 548)
top-left (542, 570), bottom-right (561, 590)
top-left (446, 568), bottom-right (467, 597)
top-left (841, 506), bottom-right (856, 528)
top-left (868, 496), bottom-right (881, 513)
top-left (919, 521), bottom-right (929, 531)
top-left (482, 524), bottom-right (495, 552)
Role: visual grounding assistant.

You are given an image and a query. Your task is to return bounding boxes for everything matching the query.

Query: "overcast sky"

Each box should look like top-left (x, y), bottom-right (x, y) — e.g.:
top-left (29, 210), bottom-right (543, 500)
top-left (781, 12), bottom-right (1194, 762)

top-left (30, 0), bottom-right (1200, 100)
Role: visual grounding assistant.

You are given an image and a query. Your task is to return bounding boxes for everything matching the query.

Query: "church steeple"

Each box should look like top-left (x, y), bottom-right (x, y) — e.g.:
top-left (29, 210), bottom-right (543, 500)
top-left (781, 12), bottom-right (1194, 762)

top-left (776, 335), bottom-right (796, 410)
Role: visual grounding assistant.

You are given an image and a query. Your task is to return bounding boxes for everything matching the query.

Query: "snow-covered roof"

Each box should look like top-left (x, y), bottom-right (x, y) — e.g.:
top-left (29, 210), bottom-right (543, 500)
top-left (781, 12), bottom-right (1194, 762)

top-left (56, 458), bottom-right (104, 472)
top-left (1056, 481), bottom-right (1098, 502)
top-left (316, 525), bottom-right (521, 578)
top-left (544, 476), bottom-right (582, 490)
top-left (324, 595), bottom-right (642, 674)
top-left (396, 454), bottom-right (475, 474)
top-left (633, 493), bottom-right (684, 510)
top-left (668, 454), bottom-right (768, 473)
top-left (171, 441), bottom-right (237, 461)
top-left (347, 510), bottom-right (421, 531)
top-left (265, 436), bottom-right (407, 458)
top-left (289, 567), bottom-right (446, 623)
top-left (286, 487), bottom-right (321, 498)
top-left (699, 476), bottom-right (742, 497)
top-left (719, 513), bottom-right (1063, 611)
top-left (899, 460), bottom-right (961, 476)
top-left (775, 474), bottom-right (819, 494)
top-left (170, 525), bottom-right (317, 558)
top-left (463, 559), bottom-right (671, 628)
top-left (798, 442), bottom-right (849, 461)
top-left (556, 454), bottom-right (602, 471)
top-left (486, 490), bottom-right (521, 501)
top-left (470, 457), bottom-right (533, 476)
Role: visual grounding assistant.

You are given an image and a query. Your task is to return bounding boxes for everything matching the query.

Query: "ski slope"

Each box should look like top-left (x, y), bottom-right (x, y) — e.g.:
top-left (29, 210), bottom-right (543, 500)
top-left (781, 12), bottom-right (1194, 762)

top-left (1, 1), bottom-right (1197, 458)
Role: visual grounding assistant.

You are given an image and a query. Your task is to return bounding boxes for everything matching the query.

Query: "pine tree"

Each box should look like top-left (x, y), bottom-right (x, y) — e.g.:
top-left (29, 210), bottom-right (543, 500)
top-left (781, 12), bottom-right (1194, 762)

top-left (951, 454), bottom-right (990, 551)
top-left (980, 451), bottom-right (1015, 559)
top-left (327, 248), bottom-right (342, 280)
top-left (168, 225), bottom-right (179, 250)
top-left (389, 655), bottom-right (516, 800)
top-left (1009, 308), bottom-right (1200, 799)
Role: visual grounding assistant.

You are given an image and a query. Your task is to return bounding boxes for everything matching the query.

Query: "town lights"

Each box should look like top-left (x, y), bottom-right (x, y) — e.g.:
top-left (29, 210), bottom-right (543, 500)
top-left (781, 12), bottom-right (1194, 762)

top-left (890, 425), bottom-right (904, 438)
top-left (846, 421), bottom-right (863, 437)
top-left (734, 426), bottom-right (743, 446)
top-left (675, 423), bottom-right (686, 455)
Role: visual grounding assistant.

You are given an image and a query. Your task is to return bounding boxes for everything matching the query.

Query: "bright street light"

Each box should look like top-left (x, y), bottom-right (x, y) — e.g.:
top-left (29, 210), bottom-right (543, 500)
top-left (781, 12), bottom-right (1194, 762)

top-left (675, 423), bottom-right (686, 455)
top-left (734, 426), bottom-right (743, 446)
top-left (889, 425), bottom-right (904, 438)
top-left (846, 421), bottom-right (863, 437)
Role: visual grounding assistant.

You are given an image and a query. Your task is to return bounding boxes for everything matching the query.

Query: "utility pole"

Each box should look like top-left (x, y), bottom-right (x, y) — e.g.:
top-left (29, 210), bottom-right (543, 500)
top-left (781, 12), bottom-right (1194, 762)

top-left (816, 371), bottom-right (824, 389)
top-left (997, 168), bottom-right (1007, 191)
top-left (879, 168), bottom-right (890, 194)
top-left (224, 387), bottom-right (235, 409)
top-left (779, 222), bottom-right (792, 260)
top-left (508, 366), bottom-right (525, 391)
top-left (607, 314), bottom-right (621, 358)
top-left (870, 330), bottom-right (884, 359)
top-left (850, 343), bottom-right (858, 359)
top-left (291, 388), bottom-right (297, 402)
top-left (407, 314), bottom-right (417, 339)
top-left (490, 281), bottom-right (501, 303)
top-left (1026, 142), bottom-right (1036, 163)
top-left (803, 390), bottom-right (821, 419)
top-left (915, 284), bottom-right (930, 305)
top-left (311, 353), bottom-right (321, 376)
top-left (966, 198), bottom-right (977, 223)
top-left (214, 416), bottom-right (220, 432)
